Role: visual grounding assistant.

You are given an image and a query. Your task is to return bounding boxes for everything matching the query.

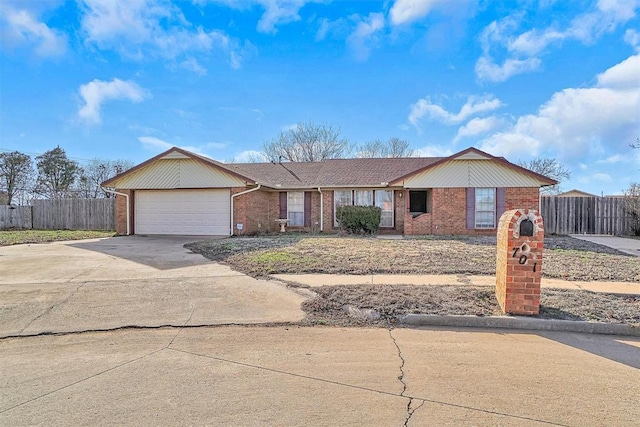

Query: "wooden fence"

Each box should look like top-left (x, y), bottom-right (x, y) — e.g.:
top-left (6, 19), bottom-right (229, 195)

top-left (0, 206), bottom-right (33, 229)
top-left (541, 196), bottom-right (635, 235)
top-left (1, 199), bottom-right (115, 231)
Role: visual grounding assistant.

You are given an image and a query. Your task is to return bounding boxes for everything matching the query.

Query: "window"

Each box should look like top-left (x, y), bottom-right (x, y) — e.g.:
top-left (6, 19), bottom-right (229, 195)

top-left (287, 191), bottom-right (304, 226)
top-left (354, 190), bottom-right (373, 206)
top-left (376, 190), bottom-right (394, 227)
top-left (409, 190), bottom-right (432, 217)
top-left (475, 188), bottom-right (496, 228)
top-left (334, 190), bottom-right (353, 227)
top-left (334, 189), bottom-right (394, 228)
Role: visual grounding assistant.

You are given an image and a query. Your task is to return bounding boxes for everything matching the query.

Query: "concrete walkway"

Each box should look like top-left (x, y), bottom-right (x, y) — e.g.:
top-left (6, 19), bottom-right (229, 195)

top-left (570, 234), bottom-right (640, 257)
top-left (273, 273), bottom-right (640, 294)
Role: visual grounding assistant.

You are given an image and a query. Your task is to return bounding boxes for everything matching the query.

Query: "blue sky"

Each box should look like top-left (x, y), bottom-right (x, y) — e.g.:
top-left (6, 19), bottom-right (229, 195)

top-left (1, 0), bottom-right (639, 195)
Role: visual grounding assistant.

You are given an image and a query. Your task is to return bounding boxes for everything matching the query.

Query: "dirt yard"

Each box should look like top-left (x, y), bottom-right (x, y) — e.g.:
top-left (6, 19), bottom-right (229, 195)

top-left (186, 235), bottom-right (640, 326)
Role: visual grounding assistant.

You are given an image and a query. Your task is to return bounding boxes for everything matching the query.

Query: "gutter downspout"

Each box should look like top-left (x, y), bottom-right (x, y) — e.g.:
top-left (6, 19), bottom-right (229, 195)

top-left (317, 187), bottom-right (323, 232)
top-left (102, 188), bottom-right (130, 235)
top-left (230, 184), bottom-right (261, 236)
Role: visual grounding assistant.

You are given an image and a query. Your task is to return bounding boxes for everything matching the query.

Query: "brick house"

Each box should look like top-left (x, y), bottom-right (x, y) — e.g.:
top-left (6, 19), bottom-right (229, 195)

top-left (102, 146), bottom-right (556, 236)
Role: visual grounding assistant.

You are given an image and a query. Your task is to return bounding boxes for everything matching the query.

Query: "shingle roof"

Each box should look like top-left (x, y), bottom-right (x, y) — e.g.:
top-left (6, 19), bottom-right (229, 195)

top-left (226, 157), bottom-right (444, 188)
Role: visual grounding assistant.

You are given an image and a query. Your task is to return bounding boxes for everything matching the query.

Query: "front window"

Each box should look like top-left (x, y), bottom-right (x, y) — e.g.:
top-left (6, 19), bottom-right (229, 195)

top-left (409, 190), bottom-right (432, 217)
top-left (334, 189), bottom-right (394, 228)
top-left (287, 191), bottom-right (304, 226)
top-left (376, 190), bottom-right (394, 227)
top-left (354, 190), bottom-right (373, 206)
top-left (475, 188), bottom-right (496, 228)
top-left (334, 190), bottom-right (353, 227)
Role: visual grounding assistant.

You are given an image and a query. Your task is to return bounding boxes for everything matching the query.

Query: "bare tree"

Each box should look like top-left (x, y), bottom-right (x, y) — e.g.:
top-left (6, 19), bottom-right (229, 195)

top-left (76, 159), bottom-right (134, 198)
top-left (357, 137), bottom-right (414, 158)
top-left (518, 157), bottom-right (571, 195)
top-left (0, 151), bottom-right (33, 205)
top-left (263, 121), bottom-right (352, 162)
top-left (623, 182), bottom-right (640, 235)
top-left (35, 147), bottom-right (79, 199)
top-left (631, 137), bottom-right (639, 149)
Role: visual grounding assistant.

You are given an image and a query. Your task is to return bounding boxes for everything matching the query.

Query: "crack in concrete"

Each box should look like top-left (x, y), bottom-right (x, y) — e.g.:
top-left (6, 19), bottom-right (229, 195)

top-left (1, 326), bottom-right (570, 426)
top-left (18, 282), bottom-right (87, 334)
top-left (166, 280), bottom-right (197, 348)
top-left (389, 328), bottom-right (426, 426)
top-left (388, 328), bottom-right (407, 396)
top-left (0, 322), bottom-right (301, 341)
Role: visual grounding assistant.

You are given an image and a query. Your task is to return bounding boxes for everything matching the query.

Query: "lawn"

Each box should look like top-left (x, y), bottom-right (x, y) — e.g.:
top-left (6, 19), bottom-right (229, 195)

top-left (186, 235), bottom-right (640, 282)
top-left (0, 230), bottom-right (116, 246)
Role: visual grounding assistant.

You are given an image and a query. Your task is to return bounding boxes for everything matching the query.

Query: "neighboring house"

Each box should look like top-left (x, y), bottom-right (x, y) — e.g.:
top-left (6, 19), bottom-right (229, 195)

top-left (101, 146), bottom-right (556, 236)
top-left (556, 189), bottom-right (599, 197)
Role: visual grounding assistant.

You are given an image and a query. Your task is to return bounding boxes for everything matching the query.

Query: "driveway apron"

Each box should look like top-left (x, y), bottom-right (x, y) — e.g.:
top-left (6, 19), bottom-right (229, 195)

top-left (0, 236), bottom-right (309, 337)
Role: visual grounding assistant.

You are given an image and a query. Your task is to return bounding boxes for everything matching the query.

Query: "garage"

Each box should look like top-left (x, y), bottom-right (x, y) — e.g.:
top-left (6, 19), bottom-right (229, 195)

top-left (135, 189), bottom-right (230, 235)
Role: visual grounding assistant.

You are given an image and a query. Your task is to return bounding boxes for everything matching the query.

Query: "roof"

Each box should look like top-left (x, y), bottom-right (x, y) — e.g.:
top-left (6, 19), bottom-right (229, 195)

top-left (226, 157), bottom-right (443, 188)
top-left (102, 146), bottom-right (557, 190)
top-left (555, 189), bottom-right (599, 197)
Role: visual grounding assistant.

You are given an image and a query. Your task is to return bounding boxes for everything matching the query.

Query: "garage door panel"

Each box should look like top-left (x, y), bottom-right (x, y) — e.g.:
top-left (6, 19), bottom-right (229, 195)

top-left (135, 190), bottom-right (230, 235)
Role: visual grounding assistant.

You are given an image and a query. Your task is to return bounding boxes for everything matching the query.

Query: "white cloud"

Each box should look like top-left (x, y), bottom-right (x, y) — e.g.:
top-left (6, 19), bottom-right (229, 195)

top-left (476, 2), bottom-right (640, 82)
top-left (389, 0), bottom-right (476, 26)
top-left (138, 136), bottom-right (226, 156)
top-left (596, 54), bottom-right (640, 88)
top-left (593, 172), bottom-right (613, 182)
top-left (454, 116), bottom-right (503, 141)
top-left (207, 0), bottom-right (318, 34)
top-left (138, 136), bottom-right (220, 158)
top-left (474, 56), bottom-right (541, 83)
top-left (479, 54), bottom-right (640, 160)
top-left (255, 0), bottom-right (311, 33)
top-left (413, 145), bottom-right (454, 157)
top-left (0, 5), bottom-right (67, 57)
top-left (596, 154), bottom-right (627, 164)
top-left (180, 58), bottom-right (207, 75)
top-left (624, 28), bottom-right (640, 50)
top-left (389, 0), bottom-right (443, 25)
top-left (346, 13), bottom-right (385, 61)
top-left (78, 78), bottom-right (148, 125)
top-left (408, 95), bottom-right (502, 127)
top-left (231, 150), bottom-right (269, 162)
top-left (80, 0), bottom-right (246, 70)
top-left (138, 136), bottom-right (174, 151)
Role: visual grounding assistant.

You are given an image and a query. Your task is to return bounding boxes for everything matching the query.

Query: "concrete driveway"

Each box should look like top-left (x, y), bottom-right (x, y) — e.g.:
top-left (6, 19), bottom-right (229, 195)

top-left (0, 236), bottom-right (310, 338)
top-left (570, 234), bottom-right (640, 257)
top-left (2, 237), bottom-right (640, 425)
top-left (1, 327), bottom-right (639, 426)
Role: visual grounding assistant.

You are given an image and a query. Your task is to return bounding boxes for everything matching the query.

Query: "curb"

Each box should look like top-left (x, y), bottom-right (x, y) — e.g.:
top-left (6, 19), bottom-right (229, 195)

top-left (399, 314), bottom-right (640, 337)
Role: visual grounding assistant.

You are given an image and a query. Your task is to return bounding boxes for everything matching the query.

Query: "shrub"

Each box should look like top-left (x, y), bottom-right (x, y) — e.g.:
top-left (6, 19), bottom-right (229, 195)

top-left (336, 205), bottom-right (382, 234)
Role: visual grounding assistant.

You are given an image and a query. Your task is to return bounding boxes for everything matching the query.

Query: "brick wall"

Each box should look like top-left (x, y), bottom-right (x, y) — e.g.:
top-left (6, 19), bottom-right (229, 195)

top-left (394, 190), bottom-right (406, 233)
top-left (403, 187), bottom-right (541, 236)
top-left (495, 209), bottom-right (544, 315)
top-left (232, 188), bottom-right (279, 235)
top-left (114, 189), bottom-right (133, 235)
top-left (506, 187), bottom-right (540, 211)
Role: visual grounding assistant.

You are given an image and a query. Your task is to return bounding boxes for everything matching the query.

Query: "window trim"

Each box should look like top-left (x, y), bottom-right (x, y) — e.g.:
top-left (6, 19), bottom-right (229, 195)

top-left (474, 187), bottom-right (496, 229)
top-left (287, 191), bottom-right (304, 227)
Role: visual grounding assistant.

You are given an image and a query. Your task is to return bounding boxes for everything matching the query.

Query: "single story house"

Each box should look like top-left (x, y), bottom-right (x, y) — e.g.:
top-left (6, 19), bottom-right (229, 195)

top-left (555, 189), bottom-right (599, 197)
top-left (101, 146), bottom-right (556, 236)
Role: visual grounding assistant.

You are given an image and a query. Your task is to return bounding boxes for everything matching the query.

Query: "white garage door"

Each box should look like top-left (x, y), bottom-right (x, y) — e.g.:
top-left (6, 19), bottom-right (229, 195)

top-left (135, 189), bottom-right (230, 235)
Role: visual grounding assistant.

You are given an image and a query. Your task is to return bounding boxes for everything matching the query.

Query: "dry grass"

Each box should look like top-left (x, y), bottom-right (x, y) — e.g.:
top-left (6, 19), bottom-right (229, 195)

top-left (187, 235), bottom-right (640, 282)
top-left (0, 230), bottom-right (116, 246)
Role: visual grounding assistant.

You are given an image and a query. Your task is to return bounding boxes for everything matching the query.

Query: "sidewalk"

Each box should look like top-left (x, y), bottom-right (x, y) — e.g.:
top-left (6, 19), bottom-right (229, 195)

top-left (273, 273), bottom-right (640, 294)
top-left (570, 234), bottom-right (640, 257)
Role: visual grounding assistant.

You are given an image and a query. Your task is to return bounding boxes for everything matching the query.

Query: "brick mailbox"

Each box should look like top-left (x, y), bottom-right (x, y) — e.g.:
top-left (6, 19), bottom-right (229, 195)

top-left (496, 209), bottom-right (544, 315)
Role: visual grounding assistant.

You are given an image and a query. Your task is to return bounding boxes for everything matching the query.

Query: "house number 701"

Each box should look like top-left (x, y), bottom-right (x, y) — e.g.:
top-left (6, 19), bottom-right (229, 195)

top-left (512, 247), bottom-right (537, 272)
